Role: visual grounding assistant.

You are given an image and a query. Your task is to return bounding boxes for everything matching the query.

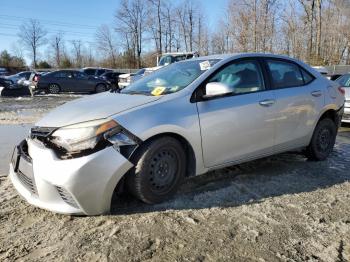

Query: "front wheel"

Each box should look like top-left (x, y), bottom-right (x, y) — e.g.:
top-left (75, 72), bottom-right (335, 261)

top-left (305, 118), bottom-right (337, 161)
top-left (126, 137), bottom-right (186, 204)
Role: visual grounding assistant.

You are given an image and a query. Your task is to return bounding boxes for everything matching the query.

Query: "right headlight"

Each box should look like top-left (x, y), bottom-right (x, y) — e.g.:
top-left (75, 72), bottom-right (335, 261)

top-left (50, 119), bottom-right (120, 152)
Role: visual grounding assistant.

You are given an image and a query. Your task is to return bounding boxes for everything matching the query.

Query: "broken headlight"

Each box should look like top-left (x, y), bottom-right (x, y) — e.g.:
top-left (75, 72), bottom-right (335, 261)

top-left (50, 119), bottom-right (120, 152)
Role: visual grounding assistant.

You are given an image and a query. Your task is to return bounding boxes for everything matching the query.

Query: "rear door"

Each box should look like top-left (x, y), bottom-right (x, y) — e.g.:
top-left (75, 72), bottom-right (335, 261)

top-left (264, 59), bottom-right (323, 151)
top-left (51, 71), bottom-right (72, 91)
top-left (197, 58), bottom-right (276, 168)
top-left (72, 71), bottom-right (95, 93)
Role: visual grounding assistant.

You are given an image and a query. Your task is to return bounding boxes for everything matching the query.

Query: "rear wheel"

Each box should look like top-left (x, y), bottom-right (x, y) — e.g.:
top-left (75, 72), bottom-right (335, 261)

top-left (126, 136), bottom-right (186, 204)
top-left (48, 84), bottom-right (60, 94)
top-left (305, 118), bottom-right (337, 161)
top-left (95, 84), bottom-right (106, 93)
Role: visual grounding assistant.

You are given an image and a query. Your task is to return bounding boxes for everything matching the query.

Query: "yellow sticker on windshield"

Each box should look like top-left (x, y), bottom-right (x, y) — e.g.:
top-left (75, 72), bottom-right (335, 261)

top-left (151, 86), bottom-right (166, 96)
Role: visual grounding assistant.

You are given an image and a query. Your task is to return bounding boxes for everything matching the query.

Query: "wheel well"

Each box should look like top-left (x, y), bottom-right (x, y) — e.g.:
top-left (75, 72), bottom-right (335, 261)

top-left (319, 109), bottom-right (337, 124)
top-left (111, 132), bottom-right (196, 199)
top-left (96, 83), bottom-right (106, 88)
top-left (140, 133), bottom-right (197, 178)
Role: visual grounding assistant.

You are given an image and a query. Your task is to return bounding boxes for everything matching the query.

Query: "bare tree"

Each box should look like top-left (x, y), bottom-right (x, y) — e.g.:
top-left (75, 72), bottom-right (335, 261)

top-left (148, 0), bottom-right (163, 54)
top-left (18, 19), bottom-right (47, 67)
top-left (71, 40), bottom-right (83, 67)
top-left (115, 0), bottom-right (149, 68)
top-left (96, 25), bottom-right (118, 67)
top-left (50, 33), bottom-right (64, 67)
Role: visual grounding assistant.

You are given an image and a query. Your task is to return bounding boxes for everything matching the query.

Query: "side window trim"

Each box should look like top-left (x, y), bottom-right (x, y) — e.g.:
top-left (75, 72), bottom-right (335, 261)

top-left (192, 57), bottom-right (269, 103)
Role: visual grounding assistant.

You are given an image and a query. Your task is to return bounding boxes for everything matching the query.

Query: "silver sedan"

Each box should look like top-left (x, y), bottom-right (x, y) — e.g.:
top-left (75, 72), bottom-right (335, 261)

top-left (9, 53), bottom-right (345, 215)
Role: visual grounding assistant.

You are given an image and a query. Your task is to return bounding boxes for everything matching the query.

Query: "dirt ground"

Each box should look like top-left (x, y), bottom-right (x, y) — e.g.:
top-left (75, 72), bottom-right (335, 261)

top-left (0, 95), bottom-right (349, 262)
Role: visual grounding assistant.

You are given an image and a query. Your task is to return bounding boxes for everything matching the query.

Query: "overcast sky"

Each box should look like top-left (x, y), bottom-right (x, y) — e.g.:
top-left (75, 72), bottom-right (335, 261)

top-left (0, 0), bottom-right (228, 62)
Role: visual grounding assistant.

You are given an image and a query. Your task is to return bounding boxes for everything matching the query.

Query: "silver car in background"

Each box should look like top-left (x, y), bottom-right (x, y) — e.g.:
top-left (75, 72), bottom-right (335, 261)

top-left (335, 73), bottom-right (350, 123)
top-left (9, 53), bottom-right (345, 215)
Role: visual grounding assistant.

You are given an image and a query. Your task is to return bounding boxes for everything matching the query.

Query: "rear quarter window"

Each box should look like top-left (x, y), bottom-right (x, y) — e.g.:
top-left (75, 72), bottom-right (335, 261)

top-left (300, 68), bottom-right (315, 85)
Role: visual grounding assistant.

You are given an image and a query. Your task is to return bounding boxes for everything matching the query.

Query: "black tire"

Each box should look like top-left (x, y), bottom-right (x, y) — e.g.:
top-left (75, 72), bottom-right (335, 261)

top-left (126, 136), bottom-right (186, 204)
top-left (48, 84), bottom-right (60, 94)
top-left (305, 118), bottom-right (337, 161)
top-left (95, 84), bottom-right (106, 93)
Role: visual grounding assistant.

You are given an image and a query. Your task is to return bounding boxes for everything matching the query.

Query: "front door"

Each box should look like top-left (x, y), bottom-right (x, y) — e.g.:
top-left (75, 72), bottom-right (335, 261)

top-left (197, 59), bottom-right (276, 168)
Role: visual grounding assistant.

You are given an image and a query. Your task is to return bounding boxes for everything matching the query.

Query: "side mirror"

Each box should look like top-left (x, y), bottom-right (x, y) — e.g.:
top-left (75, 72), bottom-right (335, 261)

top-left (203, 82), bottom-right (234, 99)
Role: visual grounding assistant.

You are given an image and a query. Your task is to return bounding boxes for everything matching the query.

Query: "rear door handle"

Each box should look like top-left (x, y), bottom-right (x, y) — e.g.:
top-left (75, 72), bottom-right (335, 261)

top-left (311, 90), bottom-right (322, 97)
top-left (259, 99), bottom-right (275, 107)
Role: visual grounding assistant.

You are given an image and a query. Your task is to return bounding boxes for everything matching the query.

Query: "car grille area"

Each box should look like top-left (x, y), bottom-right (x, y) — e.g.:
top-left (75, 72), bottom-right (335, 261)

top-left (17, 170), bottom-right (37, 195)
top-left (56, 186), bottom-right (79, 209)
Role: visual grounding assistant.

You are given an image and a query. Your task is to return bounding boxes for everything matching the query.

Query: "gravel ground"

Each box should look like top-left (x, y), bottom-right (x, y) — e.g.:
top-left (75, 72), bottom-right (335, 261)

top-left (0, 95), bottom-right (349, 261)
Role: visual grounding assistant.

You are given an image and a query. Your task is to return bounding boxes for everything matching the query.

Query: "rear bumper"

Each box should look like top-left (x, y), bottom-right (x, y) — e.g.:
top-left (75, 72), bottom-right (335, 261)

top-left (9, 139), bottom-right (133, 215)
top-left (118, 82), bottom-right (130, 88)
top-left (342, 105), bottom-right (350, 123)
top-left (342, 100), bottom-right (350, 123)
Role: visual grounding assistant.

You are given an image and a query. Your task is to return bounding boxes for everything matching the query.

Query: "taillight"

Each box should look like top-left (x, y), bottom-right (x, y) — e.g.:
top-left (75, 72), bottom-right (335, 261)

top-left (338, 87), bottom-right (345, 95)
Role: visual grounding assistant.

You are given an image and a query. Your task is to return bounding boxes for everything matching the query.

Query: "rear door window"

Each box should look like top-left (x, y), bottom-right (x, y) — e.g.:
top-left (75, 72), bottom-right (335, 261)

top-left (54, 71), bottom-right (69, 78)
top-left (97, 69), bottom-right (105, 76)
top-left (267, 60), bottom-right (304, 89)
top-left (73, 72), bottom-right (87, 79)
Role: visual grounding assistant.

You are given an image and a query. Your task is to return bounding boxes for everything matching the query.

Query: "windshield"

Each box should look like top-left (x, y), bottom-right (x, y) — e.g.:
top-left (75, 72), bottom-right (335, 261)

top-left (121, 59), bottom-right (219, 96)
top-left (336, 74), bottom-right (350, 87)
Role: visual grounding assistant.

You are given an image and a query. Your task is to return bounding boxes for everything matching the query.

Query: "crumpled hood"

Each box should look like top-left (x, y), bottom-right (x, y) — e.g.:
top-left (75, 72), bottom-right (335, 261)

top-left (36, 92), bottom-right (161, 127)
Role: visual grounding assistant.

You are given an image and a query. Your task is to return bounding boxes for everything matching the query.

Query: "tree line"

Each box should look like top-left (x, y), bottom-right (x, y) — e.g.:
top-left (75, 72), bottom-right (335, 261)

top-left (1, 0), bottom-right (350, 69)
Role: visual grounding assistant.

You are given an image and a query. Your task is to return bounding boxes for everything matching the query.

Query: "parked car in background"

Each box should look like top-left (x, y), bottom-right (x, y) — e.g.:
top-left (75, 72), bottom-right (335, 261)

top-left (312, 66), bottom-right (330, 79)
top-left (0, 67), bottom-right (9, 76)
top-left (5, 71), bottom-right (33, 83)
top-left (36, 70), bottom-right (110, 94)
top-left (0, 77), bottom-right (14, 88)
top-left (9, 53), bottom-right (344, 215)
top-left (0, 76), bottom-right (32, 97)
top-left (99, 71), bottom-right (123, 86)
top-left (335, 73), bottom-right (350, 123)
top-left (330, 74), bottom-right (343, 81)
top-left (138, 52), bottom-right (199, 77)
top-left (157, 51), bottom-right (199, 67)
top-left (118, 69), bottom-right (145, 89)
top-left (82, 67), bottom-right (112, 77)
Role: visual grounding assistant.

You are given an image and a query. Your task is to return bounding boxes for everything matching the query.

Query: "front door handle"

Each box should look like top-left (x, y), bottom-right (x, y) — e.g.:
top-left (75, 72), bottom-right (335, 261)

top-left (259, 99), bottom-right (275, 107)
top-left (311, 90), bottom-right (322, 97)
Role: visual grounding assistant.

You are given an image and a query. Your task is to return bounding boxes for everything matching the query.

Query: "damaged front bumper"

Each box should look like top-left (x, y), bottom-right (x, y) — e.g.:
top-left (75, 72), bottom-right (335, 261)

top-left (9, 139), bottom-right (133, 215)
